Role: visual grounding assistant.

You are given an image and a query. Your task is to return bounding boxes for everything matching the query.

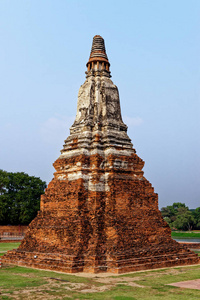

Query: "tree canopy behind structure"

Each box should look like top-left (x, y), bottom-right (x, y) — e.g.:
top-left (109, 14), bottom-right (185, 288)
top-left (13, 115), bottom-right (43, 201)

top-left (161, 202), bottom-right (200, 231)
top-left (0, 170), bottom-right (46, 225)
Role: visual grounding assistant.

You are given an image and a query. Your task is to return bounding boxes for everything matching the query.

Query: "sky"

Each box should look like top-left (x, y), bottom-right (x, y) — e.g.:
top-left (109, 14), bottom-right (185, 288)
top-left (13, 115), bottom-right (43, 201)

top-left (0, 0), bottom-right (199, 209)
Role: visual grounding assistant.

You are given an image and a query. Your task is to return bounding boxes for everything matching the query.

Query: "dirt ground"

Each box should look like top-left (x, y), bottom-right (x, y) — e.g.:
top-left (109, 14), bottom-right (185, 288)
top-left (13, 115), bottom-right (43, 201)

top-left (168, 279), bottom-right (200, 290)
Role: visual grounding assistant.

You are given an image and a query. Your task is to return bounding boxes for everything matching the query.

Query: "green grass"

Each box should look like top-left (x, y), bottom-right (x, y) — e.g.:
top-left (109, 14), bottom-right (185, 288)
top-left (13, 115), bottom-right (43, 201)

top-left (193, 250), bottom-right (200, 256)
top-left (171, 231), bottom-right (200, 238)
top-left (0, 241), bottom-right (200, 299)
top-left (0, 264), bottom-right (200, 299)
top-left (0, 242), bottom-right (20, 253)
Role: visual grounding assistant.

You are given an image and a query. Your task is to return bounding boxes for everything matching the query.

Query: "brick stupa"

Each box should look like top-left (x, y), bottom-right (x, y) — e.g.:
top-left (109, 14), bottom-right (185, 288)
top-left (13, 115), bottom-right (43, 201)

top-left (3, 36), bottom-right (199, 273)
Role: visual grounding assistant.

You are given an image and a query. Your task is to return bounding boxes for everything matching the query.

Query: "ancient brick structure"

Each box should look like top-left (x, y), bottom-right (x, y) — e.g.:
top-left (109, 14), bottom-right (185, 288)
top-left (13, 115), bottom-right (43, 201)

top-left (0, 226), bottom-right (28, 237)
top-left (3, 36), bottom-right (199, 273)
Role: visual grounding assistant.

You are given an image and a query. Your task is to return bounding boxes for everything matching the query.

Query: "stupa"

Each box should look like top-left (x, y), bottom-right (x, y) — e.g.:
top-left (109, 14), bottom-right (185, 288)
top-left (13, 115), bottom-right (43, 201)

top-left (3, 36), bottom-right (199, 273)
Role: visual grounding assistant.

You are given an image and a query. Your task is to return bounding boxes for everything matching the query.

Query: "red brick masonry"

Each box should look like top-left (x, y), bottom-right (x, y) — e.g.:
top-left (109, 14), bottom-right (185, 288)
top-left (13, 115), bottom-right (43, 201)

top-left (179, 242), bottom-right (200, 250)
top-left (2, 35), bottom-right (199, 273)
top-left (0, 226), bottom-right (28, 236)
top-left (2, 153), bottom-right (199, 273)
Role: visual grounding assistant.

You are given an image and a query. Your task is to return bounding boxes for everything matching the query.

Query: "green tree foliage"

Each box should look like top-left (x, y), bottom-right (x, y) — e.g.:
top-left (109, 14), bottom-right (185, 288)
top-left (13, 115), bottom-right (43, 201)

top-left (192, 207), bottom-right (200, 229)
top-left (0, 170), bottom-right (46, 225)
top-left (161, 202), bottom-right (200, 231)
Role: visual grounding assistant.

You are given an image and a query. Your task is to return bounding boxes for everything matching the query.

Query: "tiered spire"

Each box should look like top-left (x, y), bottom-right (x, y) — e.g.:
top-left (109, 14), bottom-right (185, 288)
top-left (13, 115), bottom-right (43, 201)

top-left (86, 35), bottom-right (110, 77)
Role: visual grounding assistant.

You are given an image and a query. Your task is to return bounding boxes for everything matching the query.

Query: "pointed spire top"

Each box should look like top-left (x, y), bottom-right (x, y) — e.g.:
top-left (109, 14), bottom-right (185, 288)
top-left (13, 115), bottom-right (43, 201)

top-left (86, 36), bottom-right (110, 75)
top-left (89, 35), bottom-right (109, 61)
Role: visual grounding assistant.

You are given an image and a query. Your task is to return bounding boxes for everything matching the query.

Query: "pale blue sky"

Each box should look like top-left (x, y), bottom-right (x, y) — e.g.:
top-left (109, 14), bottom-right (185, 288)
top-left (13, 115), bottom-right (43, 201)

top-left (0, 0), bottom-right (199, 208)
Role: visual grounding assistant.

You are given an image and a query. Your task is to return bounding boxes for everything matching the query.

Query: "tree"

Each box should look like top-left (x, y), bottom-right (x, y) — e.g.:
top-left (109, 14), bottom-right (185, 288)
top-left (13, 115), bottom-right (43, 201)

top-left (0, 170), bottom-right (46, 225)
top-left (161, 202), bottom-right (200, 230)
top-left (161, 202), bottom-right (188, 228)
top-left (192, 207), bottom-right (200, 229)
top-left (173, 208), bottom-right (195, 231)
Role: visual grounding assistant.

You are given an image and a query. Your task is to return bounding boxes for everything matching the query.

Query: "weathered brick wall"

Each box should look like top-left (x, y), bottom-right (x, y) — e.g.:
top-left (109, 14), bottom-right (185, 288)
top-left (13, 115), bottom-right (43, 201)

top-left (0, 226), bottom-right (28, 236)
top-left (3, 151), bottom-right (199, 273)
top-left (179, 242), bottom-right (200, 249)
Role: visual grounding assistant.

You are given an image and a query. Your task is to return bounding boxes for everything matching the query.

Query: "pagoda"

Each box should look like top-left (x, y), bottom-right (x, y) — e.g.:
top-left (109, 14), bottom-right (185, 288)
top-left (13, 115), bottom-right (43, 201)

top-left (3, 36), bottom-right (199, 273)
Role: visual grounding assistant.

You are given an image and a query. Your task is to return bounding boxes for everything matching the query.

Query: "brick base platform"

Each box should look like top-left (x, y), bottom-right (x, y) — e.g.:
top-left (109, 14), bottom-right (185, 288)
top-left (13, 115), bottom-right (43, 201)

top-left (2, 167), bottom-right (199, 273)
top-left (179, 242), bottom-right (200, 250)
top-left (3, 245), bottom-right (199, 273)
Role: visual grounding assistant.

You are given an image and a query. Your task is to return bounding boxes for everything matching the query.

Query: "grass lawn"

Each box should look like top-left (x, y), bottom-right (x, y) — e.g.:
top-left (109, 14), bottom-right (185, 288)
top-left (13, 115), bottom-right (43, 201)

top-left (194, 250), bottom-right (200, 256)
top-left (0, 242), bottom-right (200, 299)
top-left (171, 231), bottom-right (200, 238)
top-left (0, 264), bottom-right (200, 299)
top-left (0, 242), bottom-right (20, 253)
